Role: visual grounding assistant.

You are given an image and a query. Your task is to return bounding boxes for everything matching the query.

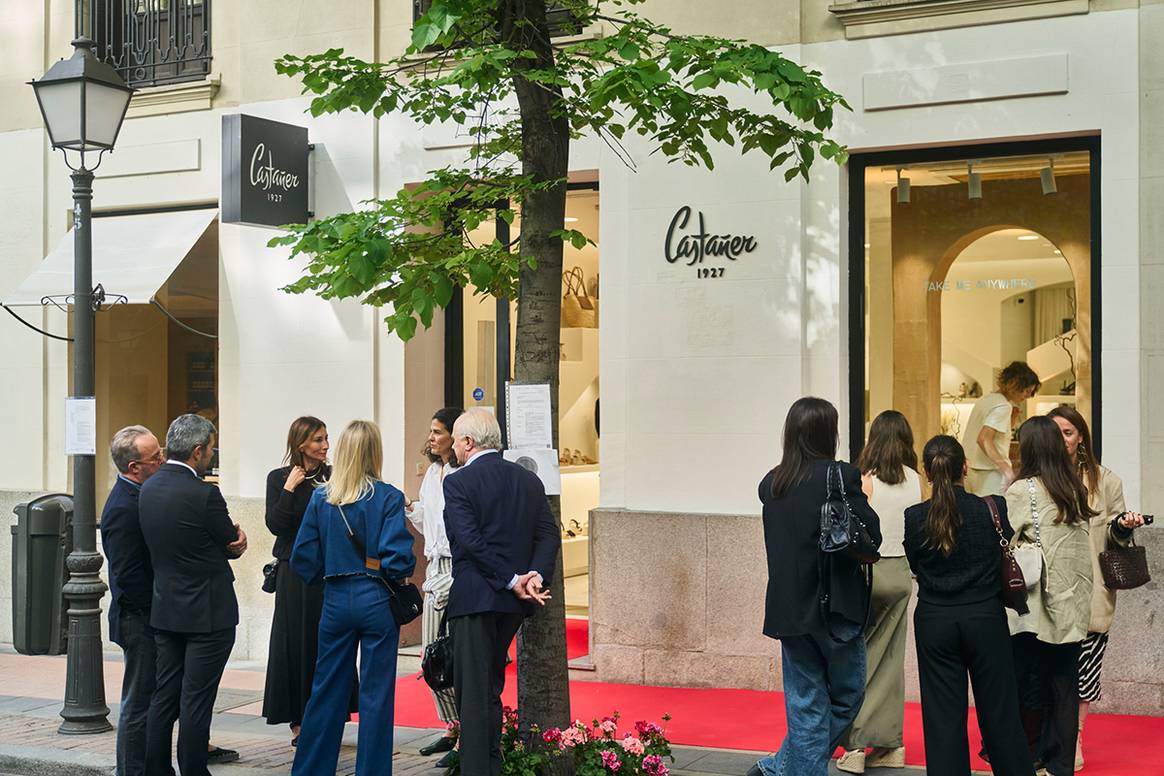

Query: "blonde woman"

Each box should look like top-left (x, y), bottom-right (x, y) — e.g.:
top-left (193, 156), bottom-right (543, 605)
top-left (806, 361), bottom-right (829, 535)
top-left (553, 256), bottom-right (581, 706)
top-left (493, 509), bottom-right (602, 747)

top-left (290, 420), bottom-right (416, 776)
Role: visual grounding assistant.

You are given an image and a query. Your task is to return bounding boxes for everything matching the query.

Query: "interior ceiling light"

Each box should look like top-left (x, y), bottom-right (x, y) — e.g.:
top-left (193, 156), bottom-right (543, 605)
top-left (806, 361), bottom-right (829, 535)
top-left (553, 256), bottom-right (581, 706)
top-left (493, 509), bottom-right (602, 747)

top-left (1018, 235), bottom-right (1039, 241)
top-left (1040, 159), bottom-right (1057, 195)
top-left (967, 162), bottom-right (982, 200)
top-left (896, 169), bottom-right (911, 204)
top-left (564, 217), bottom-right (579, 223)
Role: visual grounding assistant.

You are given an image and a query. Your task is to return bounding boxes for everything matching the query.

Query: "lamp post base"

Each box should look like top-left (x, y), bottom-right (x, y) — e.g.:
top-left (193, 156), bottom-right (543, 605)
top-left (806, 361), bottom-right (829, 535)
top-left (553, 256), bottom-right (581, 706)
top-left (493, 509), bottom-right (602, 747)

top-left (58, 549), bottom-right (111, 735)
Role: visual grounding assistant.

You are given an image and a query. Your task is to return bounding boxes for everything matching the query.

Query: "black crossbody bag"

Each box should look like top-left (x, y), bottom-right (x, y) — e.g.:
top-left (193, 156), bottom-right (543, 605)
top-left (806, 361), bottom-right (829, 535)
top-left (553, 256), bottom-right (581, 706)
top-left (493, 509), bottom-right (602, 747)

top-left (336, 503), bottom-right (422, 626)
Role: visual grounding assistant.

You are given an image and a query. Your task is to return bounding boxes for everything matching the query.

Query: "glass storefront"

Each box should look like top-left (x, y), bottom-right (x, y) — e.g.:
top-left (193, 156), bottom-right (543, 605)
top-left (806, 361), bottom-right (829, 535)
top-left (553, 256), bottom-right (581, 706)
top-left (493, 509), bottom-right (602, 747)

top-left (850, 139), bottom-right (1099, 462)
top-left (458, 187), bottom-right (600, 616)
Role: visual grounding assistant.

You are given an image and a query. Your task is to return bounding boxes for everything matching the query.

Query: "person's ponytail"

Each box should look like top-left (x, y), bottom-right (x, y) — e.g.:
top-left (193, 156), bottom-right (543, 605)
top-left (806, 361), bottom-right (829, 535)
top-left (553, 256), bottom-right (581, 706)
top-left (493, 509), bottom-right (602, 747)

top-left (922, 435), bottom-right (967, 557)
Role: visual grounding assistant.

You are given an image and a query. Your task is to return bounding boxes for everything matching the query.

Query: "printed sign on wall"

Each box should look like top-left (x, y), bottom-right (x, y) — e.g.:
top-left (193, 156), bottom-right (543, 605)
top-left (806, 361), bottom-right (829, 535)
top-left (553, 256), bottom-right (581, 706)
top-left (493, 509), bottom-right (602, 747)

top-left (221, 114), bottom-right (310, 228)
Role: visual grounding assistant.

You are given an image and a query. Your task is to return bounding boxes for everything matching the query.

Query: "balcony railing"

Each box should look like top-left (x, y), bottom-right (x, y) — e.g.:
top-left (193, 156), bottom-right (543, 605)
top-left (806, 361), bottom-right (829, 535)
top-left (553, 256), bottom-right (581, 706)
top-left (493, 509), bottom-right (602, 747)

top-left (79, 0), bottom-right (212, 89)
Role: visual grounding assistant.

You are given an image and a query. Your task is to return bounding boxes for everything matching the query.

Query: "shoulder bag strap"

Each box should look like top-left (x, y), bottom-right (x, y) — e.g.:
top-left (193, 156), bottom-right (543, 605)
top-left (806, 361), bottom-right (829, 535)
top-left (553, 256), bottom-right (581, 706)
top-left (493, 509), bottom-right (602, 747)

top-left (983, 495), bottom-right (1014, 554)
top-left (337, 503), bottom-right (382, 573)
top-left (1026, 478), bottom-right (1044, 549)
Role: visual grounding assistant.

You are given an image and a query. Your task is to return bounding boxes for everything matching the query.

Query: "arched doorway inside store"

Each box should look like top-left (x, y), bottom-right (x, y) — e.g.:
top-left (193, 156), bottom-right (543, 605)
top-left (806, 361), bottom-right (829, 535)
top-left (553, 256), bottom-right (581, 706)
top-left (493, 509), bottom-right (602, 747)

top-left (849, 135), bottom-right (1100, 461)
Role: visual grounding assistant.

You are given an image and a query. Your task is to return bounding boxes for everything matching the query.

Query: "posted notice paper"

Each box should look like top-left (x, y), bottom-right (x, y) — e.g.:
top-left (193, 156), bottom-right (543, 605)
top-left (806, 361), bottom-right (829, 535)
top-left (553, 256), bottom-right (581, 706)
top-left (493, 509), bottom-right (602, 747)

top-left (505, 382), bottom-right (552, 449)
top-left (65, 397), bottom-right (97, 455)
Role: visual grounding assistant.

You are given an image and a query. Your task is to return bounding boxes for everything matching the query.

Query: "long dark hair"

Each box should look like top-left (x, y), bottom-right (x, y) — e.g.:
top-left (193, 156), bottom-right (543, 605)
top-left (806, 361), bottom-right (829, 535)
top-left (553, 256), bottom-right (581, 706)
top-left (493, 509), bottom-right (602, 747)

top-left (770, 397), bottom-right (839, 498)
top-left (284, 416), bottom-right (326, 469)
top-left (1046, 406), bottom-right (1100, 495)
top-left (1017, 416), bottom-right (1097, 525)
top-left (424, 407), bottom-right (464, 464)
top-left (857, 410), bottom-right (918, 485)
top-left (921, 435), bottom-right (965, 557)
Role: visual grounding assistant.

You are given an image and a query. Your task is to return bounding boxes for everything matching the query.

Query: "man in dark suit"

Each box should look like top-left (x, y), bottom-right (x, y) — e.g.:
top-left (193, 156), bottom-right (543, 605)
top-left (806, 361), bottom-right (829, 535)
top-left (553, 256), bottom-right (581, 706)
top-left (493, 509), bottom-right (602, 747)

top-left (101, 426), bottom-right (240, 776)
top-left (139, 415), bottom-right (247, 776)
top-left (442, 408), bottom-right (560, 776)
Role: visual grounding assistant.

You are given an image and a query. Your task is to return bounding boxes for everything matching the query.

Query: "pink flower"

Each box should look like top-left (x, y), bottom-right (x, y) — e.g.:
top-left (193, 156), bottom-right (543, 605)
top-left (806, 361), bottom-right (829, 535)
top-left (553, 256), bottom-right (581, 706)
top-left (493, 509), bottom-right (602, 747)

top-left (644, 755), bottom-right (669, 776)
top-left (601, 750), bottom-right (622, 771)
top-left (599, 718), bottom-right (618, 737)
top-left (635, 721), bottom-right (664, 738)
top-left (620, 735), bottom-right (644, 756)
top-left (543, 728), bottom-right (563, 744)
top-left (560, 727), bottom-right (588, 749)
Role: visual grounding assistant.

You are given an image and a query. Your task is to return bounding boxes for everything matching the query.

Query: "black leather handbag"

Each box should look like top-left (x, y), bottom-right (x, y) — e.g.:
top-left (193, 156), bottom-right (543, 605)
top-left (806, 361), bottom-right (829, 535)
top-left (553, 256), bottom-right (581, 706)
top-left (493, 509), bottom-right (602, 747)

top-left (422, 609), bottom-right (455, 691)
top-left (818, 463), bottom-right (880, 564)
top-left (261, 559), bottom-right (279, 594)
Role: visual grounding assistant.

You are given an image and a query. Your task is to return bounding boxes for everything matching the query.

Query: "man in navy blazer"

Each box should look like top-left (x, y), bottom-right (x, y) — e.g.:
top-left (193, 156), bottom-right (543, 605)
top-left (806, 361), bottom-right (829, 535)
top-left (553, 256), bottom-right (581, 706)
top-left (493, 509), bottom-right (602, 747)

top-left (443, 408), bottom-right (560, 776)
top-left (139, 415), bottom-right (247, 776)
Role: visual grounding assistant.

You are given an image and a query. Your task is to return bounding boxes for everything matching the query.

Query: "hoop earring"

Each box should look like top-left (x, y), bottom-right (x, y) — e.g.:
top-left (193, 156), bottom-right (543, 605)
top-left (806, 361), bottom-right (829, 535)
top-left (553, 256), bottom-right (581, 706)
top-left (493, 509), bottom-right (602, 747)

top-left (1077, 443), bottom-right (1088, 465)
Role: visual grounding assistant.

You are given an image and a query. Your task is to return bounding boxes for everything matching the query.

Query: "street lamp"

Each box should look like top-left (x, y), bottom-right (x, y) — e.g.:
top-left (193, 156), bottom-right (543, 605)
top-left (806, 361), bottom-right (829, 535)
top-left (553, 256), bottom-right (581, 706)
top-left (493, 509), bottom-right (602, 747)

top-left (29, 36), bottom-right (132, 736)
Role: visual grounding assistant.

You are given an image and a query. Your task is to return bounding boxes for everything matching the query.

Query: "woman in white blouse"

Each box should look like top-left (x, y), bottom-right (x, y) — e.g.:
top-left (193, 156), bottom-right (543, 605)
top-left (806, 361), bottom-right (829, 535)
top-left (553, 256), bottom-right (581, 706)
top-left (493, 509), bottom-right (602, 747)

top-left (406, 406), bottom-right (463, 763)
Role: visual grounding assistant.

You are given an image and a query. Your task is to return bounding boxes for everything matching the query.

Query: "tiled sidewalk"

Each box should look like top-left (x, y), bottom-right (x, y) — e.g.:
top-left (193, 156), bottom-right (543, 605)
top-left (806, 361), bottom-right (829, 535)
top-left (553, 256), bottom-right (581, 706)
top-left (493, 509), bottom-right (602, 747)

top-left (0, 648), bottom-right (928, 775)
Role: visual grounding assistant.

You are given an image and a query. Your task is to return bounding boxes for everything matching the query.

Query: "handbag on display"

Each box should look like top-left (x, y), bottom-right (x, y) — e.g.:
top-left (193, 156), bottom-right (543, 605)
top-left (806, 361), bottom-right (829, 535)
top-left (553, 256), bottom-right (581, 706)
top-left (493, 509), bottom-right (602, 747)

top-left (337, 504), bottom-right (423, 627)
top-left (1012, 478), bottom-right (1046, 590)
top-left (983, 495), bottom-right (1030, 615)
top-left (561, 266), bottom-right (598, 328)
top-left (1098, 518), bottom-right (1151, 589)
top-left (818, 463), bottom-right (881, 564)
top-left (261, 559), bottom-right (279, 594)
top-left (421, 609), bottom-right (455, 691)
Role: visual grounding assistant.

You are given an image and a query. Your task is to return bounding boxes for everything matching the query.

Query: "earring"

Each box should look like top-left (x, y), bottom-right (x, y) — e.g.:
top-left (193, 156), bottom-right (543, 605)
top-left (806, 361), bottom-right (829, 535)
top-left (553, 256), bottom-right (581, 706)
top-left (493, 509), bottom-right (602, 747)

top-left (1078, 443), bottom-right (1088, 464)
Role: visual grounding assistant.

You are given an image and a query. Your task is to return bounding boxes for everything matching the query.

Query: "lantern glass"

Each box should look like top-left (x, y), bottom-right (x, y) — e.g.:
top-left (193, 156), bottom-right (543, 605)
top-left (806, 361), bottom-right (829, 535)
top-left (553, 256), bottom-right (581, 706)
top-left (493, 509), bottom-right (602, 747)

top-left (84, 80), bottom-right (133, 149)
top-left (33, 79), bottom-right (84, 149)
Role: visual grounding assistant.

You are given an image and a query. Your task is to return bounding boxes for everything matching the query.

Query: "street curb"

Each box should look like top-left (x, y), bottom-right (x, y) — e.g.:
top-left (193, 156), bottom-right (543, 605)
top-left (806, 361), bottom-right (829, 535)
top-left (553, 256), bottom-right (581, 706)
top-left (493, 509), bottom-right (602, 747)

top-left (0, 745), bottom-right (113, 776)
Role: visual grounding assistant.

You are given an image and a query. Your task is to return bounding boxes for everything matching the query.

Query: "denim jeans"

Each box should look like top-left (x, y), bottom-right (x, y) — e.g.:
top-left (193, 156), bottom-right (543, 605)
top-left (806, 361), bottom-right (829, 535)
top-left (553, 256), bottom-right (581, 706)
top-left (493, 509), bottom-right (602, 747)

top-left (292, 575), bottom-right (400, 776)
top-left (116, 610), bottom-right (156, 776)
top-left (757, 623), bottom-right (866, 776)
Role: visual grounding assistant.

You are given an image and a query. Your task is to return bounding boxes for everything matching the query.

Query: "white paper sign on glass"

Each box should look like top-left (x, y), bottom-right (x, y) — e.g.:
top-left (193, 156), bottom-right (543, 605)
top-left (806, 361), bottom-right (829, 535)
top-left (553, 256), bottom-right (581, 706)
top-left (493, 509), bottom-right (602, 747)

top-left (505, 382), bottom-right (553, 449)
top-left (503, 448), bottom-right (561, 496)
top-left (65, 397), bottom-right (97, 455)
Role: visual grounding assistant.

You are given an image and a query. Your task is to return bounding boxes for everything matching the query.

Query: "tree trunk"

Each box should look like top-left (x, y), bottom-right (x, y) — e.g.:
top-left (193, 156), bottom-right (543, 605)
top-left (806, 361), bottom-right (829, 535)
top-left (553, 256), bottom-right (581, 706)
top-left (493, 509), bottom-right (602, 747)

top-left (501, 0), bottom-right (573, 742)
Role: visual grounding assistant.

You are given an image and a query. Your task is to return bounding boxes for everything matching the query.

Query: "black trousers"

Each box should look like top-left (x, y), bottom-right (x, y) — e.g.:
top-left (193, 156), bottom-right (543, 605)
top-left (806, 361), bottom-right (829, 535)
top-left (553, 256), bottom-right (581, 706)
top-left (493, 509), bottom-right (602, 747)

top-left (914, 599), bottom-right (1034, 776)
top-left (145, 627), bottom-right (235, 776)
top-left (450, 612), bottom-right (524, 776)
top-left (1012, 632), bottom-right (1081, 776)
top-left (116, 610), bottom-right (155, 776)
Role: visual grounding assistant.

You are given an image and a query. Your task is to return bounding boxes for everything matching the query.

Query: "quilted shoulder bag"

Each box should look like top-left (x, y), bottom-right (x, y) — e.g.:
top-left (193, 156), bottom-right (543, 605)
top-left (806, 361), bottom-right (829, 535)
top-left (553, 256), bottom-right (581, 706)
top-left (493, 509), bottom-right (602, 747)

top-left (1012, 478), bottom-right (1045, 590)
top-left (983, 496), bottom-right (1029, 614)
top-left (818, 463), bottom-right (880, 564)
top-left (421, 609), bottom-right (455, 691)
top-left (1098, 516), bottom-right (1151, 590)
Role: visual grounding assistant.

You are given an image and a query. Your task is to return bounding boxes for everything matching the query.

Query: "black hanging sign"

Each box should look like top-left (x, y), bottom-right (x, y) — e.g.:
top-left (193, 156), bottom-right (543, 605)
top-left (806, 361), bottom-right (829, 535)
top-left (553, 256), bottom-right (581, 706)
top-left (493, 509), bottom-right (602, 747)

top-left (221, 114), bottom-right (310, 228)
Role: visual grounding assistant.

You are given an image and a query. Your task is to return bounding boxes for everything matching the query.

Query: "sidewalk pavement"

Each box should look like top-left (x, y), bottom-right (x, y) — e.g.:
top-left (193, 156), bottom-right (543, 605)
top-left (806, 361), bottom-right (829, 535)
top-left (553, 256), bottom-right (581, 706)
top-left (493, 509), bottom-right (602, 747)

top-left (0, 648), bottom-right (931, 775)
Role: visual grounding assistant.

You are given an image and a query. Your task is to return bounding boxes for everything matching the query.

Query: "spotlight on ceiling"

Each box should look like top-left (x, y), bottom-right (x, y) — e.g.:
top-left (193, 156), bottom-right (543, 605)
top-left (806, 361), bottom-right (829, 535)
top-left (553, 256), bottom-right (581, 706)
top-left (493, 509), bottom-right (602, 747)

top-left (967, 162), bottom-right (982, 200)
top-left (1040, 159), bottom-right (1057, 195)
top-left (1018, 235), bottom-right (1039, 241)
top-left (896, 169), bottom-right (911, 204)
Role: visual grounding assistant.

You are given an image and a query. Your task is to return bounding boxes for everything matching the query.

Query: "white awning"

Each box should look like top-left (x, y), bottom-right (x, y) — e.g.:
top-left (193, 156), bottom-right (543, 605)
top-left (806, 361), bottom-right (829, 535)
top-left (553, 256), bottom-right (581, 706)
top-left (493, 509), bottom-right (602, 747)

top-left (3, 208), bottom-right (217, 306)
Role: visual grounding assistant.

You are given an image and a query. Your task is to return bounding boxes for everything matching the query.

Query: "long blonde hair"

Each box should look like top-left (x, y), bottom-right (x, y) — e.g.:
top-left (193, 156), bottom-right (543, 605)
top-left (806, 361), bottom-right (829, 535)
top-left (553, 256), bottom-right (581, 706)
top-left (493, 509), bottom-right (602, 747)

top-left (326, 420), bottom-right (382, 505)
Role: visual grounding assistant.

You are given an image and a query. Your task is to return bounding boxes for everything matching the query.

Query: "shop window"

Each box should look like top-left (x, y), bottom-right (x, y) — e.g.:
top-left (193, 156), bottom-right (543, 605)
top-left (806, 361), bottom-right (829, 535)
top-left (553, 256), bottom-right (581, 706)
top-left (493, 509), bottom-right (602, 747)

top-left (850, 140), bottom-right (1099, 462)
top-left (82, 0), bottom-right (212, 89)
top-left (456, 187), bottom-right (599, 616)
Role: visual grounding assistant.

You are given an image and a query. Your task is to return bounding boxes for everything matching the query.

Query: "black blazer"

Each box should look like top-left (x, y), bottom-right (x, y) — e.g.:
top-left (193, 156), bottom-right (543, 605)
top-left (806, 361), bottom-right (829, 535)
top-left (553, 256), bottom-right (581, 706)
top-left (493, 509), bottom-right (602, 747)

top-left (100, 476), bottom-right (152, 647)
top-left (442, 452), bottom-right (561, 618)
top-left (759, 459), bottom-right (882, 638)
top-left (139, 463), bottom-right (241, 633)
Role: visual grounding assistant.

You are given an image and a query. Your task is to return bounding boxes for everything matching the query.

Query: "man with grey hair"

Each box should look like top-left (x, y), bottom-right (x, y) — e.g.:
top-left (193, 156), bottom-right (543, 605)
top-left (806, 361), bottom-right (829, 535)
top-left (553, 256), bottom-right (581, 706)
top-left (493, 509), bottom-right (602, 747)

top-left (442, 408), bottom-right (560, 776)
top-left (139, 415), bottom-right (246, 776)
top-left (101, 426), bottom-right (239, 775)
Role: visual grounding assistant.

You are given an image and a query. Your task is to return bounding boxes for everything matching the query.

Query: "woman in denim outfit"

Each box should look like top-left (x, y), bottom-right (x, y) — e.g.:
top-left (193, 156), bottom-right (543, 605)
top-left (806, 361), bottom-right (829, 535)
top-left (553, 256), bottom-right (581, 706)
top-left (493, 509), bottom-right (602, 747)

top-left (290, 420), bottom-right (416, 776)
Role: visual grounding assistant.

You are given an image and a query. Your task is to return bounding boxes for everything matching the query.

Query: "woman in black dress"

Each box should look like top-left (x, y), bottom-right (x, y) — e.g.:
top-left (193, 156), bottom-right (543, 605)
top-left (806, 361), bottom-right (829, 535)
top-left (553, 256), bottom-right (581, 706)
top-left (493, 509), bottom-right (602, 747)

top-left (263, 416), bottom-right (355, 744)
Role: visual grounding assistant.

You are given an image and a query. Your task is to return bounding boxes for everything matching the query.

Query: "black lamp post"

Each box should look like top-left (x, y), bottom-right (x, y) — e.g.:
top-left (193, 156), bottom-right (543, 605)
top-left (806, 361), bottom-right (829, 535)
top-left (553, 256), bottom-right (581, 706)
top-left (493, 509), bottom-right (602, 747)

top-left (29, 36), bottom-right (132, 735)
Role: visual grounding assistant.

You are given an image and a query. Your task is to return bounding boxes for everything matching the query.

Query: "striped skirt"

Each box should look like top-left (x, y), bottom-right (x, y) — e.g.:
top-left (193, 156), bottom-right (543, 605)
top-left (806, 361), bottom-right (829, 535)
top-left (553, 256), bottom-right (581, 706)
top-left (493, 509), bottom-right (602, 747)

top-left (422, 556), bottom-right (459, 724)
top-left (1078, 631), bottom-right (1109, 703)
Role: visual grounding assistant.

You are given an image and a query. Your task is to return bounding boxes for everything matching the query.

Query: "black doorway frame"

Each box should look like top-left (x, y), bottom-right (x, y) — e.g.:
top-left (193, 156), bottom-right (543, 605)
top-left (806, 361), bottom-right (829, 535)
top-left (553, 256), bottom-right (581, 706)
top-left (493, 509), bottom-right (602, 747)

top-left (444, 181), bottom-right (600, 446)
top-left (846, 135), bottom-right (1102, 461)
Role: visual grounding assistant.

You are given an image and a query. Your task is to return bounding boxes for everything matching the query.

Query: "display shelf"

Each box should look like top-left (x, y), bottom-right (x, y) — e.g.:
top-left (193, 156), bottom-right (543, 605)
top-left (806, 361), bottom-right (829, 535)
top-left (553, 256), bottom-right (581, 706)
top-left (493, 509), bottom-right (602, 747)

top-left (561, 463), bottom-right (599, 474)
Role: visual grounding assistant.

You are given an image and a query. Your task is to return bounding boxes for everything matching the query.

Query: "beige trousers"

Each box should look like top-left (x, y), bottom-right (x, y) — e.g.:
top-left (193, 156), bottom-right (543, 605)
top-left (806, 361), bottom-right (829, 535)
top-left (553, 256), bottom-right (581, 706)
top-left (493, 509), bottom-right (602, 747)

top-left (841, 555), bottom-right (912, 750)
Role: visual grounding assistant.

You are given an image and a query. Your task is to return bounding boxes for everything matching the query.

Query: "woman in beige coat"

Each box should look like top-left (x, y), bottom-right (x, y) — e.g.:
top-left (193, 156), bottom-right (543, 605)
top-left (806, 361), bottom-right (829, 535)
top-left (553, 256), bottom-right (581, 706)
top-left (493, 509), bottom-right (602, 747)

top-left (1005, 417), bottom-right (1139, 776)
top-left (1047, 406), bottom-right (1145, 771)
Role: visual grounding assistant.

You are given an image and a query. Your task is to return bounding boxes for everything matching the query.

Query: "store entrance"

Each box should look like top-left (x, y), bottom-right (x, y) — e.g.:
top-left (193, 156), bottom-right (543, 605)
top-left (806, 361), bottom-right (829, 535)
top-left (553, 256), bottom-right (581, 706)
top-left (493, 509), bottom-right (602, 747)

top-left (850, 138), bottom-right (1100, 461)
top-left (452, 185), bottom-right (600, 617)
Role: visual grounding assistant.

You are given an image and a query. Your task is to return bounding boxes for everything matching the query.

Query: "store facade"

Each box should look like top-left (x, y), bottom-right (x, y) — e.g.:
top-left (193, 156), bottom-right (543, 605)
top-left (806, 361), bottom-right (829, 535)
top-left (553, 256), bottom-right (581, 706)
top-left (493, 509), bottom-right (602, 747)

top-left (1, 1), bottom-right (1161, 714)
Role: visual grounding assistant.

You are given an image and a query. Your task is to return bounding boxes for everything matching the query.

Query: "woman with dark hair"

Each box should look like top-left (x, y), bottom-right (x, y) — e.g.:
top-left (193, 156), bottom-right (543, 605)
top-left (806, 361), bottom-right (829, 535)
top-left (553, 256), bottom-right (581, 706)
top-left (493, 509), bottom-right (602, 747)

top-left (405, 407), bottom-right (464, 763)
top-left (263, 417), bottom-right (356, 744)
top-left (1004, 416), bottom-right (1133, 776)
top-left (1045, 406), bottom-right (1144, 771)
top-left (748, 397), bottom-right (881, 776)
top-left (962, 361), bottom-right (1041, 496)
top-left (904, 436), bottom-right (1034, 776)
top-left (838, 411), bottom-right (921, 774)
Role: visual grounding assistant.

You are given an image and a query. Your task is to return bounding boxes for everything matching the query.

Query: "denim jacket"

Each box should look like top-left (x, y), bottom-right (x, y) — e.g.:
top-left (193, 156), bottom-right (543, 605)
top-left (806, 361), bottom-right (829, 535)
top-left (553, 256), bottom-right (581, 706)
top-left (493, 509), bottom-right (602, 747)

top-left (291, 480), bottom-right (416, 585)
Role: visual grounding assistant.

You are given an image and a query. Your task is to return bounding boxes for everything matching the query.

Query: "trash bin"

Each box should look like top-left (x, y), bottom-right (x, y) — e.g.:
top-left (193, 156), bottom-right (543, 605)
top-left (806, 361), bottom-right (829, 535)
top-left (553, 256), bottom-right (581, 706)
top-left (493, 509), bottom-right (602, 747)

top-left (11, 494), bottom-right (72, 656)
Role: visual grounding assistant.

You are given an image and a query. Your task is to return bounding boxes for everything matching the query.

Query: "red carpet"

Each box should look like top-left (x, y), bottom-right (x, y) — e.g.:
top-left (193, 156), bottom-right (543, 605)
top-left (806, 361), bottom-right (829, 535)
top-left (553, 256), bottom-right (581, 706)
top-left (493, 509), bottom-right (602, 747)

top-left (394, 619), bottom-right (1164, 775)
